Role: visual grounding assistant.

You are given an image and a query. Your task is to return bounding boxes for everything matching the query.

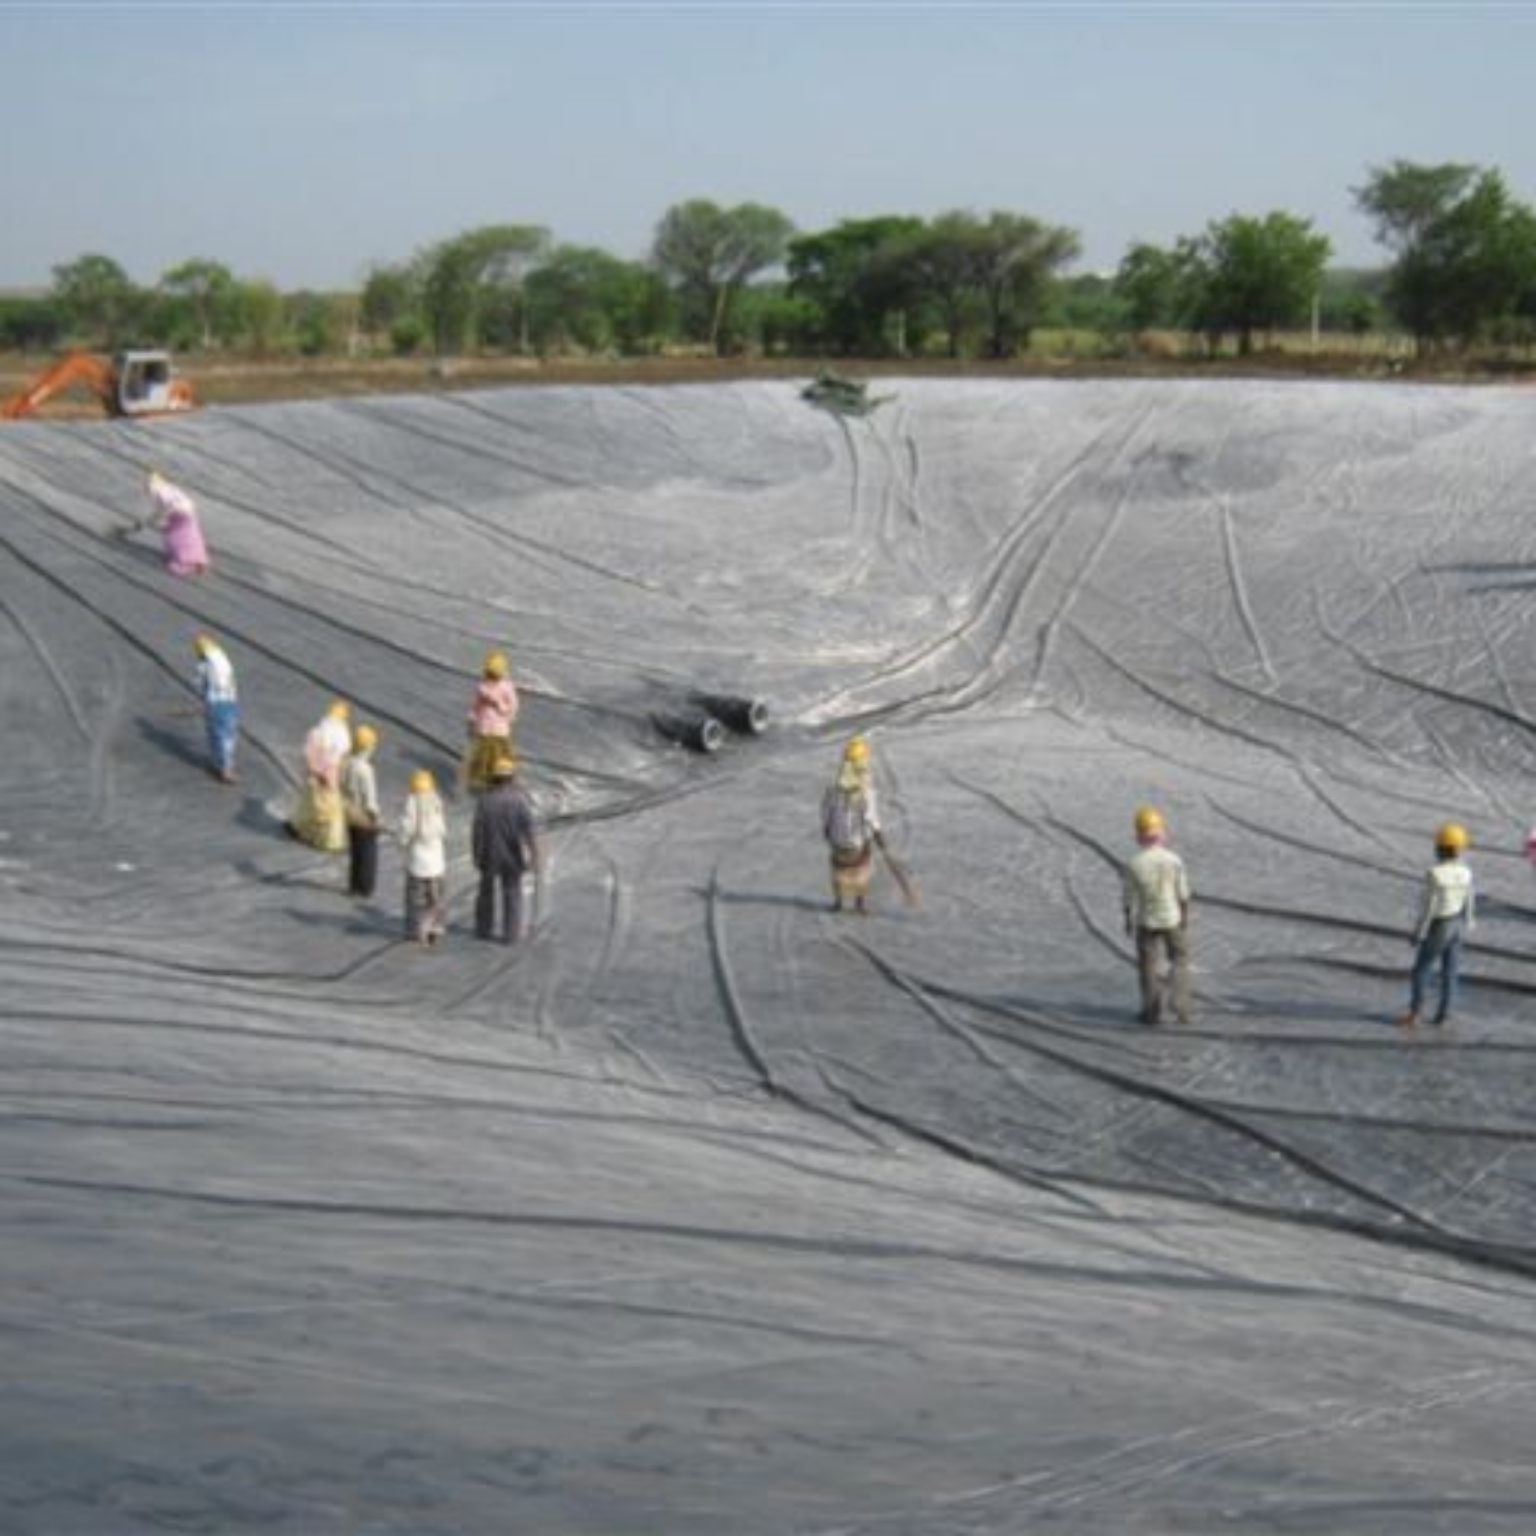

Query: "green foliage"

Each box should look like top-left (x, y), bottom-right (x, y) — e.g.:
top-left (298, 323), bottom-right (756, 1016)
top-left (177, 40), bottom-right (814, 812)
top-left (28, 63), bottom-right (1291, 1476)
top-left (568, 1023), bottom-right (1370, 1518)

top-left (786, 216), bottom-right (927, 355)
top-left (1043, 273), bottom-right (1126, 335)
top-left (524, 246), bottom-right (670, 356)
top-left (1189, 212), bottom-right (1331, 354)
top-left (235, 279), bottom-right (285, 357)
top-left (159, 259), bottom-right (239, 349)
top-left (651, 200), bottom-right (795, 354)
top-left (51, 253), bottom-right (139, 347)
top-left (1355, 161), bottom-right (1536, 350)
top-left (0, 296), bottom-right (67, 352)
top-left (1317, 269), bottom-right (1389, 336)
top-left (287, 292), bottom-right (344, 357)
top-left (1115, 242), bottom-right (1202, 332)
top-left (389, 314), bottom-right (428, 357)
top-left (419, 224), bottom-right (550, 355)
top-left (359, 264), bottom-right (420, 341)
top-left (882, 210), bottom-right (1080, 358)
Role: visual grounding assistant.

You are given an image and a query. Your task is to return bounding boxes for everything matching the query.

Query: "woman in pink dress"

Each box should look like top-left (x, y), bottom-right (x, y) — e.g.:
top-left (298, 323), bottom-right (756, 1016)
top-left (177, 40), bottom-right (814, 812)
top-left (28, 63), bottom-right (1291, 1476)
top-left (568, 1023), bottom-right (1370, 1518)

top-left (462, 650), bottom-right (520, 793)
top-left (147, 471), bottom-right (209, 576)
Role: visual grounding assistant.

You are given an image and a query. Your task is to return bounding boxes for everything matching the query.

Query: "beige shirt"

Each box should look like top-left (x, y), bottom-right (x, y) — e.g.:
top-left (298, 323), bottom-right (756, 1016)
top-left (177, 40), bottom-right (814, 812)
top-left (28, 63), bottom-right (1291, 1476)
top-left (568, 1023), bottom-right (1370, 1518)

top-left (1124, 844), bottom-right (1190, 932)
top-left (1415, 861), bottom-right (1474, 939)
top-left (341, 753), bottom-right (379, 823)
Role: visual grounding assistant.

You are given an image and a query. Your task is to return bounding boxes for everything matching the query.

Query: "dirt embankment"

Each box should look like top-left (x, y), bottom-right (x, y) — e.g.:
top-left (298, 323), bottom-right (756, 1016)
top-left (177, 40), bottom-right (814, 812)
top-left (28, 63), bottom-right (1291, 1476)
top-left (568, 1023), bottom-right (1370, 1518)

top-left (3, 348), bottom-right (1531, 418)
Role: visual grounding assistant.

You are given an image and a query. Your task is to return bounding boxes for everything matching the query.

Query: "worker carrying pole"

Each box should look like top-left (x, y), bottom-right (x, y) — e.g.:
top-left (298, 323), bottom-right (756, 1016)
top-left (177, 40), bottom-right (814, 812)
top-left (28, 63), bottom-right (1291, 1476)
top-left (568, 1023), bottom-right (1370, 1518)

top-left (821, 736), bottom-right (883, 915)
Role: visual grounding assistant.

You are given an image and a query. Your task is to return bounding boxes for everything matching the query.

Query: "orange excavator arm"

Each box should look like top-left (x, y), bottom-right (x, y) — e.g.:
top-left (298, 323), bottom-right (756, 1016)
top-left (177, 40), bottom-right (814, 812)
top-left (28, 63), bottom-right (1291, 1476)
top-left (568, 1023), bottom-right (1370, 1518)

top-left (0, 352), bottom-right (118, 419)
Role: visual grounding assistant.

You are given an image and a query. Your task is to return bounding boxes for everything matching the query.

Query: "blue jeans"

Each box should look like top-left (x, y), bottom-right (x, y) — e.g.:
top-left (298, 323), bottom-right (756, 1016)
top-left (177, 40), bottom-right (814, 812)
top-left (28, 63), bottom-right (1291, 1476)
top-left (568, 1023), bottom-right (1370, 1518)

top-left (1410, 915), bottom-right (1464, 1023)
top-left (203, 700), bottom-right (239, 775)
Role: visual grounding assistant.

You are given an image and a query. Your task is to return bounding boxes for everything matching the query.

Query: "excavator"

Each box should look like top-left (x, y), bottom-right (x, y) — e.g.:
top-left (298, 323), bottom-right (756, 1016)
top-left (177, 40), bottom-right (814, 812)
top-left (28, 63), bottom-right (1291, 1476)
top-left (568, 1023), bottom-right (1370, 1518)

top-left (1, 350), bottom-right (196, 420)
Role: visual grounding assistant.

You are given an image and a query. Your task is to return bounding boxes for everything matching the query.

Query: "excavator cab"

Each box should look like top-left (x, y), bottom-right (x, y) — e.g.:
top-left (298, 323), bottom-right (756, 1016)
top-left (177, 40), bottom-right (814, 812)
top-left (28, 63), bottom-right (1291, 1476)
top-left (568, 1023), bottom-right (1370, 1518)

top-left (113, 351), bottom-right (196, 415)
top-left (115, 351), bottom-right (180, 414)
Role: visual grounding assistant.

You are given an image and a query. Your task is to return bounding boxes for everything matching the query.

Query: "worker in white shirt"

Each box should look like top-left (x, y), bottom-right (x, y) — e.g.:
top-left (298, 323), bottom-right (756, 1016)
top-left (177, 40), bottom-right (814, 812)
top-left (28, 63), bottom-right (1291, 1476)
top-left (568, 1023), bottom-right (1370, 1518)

top-left (1122, 804), bottom-right (1192, 1026)
top-left (191, 633), bottom-right (239, 784)
top-left (1400, 822), bottom-right (1475, 1029)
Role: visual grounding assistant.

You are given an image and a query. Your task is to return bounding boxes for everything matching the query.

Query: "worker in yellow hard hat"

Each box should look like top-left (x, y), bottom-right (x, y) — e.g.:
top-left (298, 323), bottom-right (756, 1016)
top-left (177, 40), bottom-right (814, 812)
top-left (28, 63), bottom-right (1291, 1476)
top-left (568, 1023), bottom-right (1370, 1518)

top-left (1122, 804), bottom-right (1193, 1025)
top-left (463, 649), bottom-right (520, 793)
top-left (471, 753), bottom-right (542, 944)
top-left (1401, 822), bottom-right (1475, 1029)
top-left (284, 700), bottom-right (353, 851)
top-left (341, 723), bottom-right (383, 897)
top-left (398, 768), bottom-right (449, 946)
top-left (189, 632), bottom-right (240, 784)
top-left (822, 735), bottom-right (883, 914)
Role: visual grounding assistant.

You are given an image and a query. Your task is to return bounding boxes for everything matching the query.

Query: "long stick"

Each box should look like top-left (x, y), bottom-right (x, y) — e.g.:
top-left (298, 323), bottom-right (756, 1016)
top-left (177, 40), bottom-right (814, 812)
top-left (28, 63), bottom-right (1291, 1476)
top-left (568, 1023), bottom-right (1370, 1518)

top-left (876, 838), bottom-right (921, 910)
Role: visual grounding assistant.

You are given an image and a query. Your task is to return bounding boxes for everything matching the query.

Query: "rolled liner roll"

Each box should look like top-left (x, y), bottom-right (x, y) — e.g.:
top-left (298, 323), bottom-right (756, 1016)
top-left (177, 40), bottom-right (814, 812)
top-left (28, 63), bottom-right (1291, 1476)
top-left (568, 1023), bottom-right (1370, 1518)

top-left (693, 694), bottom-right (770, 735)
top-left (653, 711), bottom-right (727, 753)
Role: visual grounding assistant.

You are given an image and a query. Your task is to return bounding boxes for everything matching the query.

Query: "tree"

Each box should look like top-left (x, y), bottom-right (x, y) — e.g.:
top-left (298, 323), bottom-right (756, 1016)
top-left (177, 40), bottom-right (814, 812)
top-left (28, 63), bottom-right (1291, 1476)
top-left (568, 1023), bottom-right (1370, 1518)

top-left (884, 210), bottom-right (1079, 358)
top-left (888, 214), bottom-right (987, 358)
top-left (234, 279), bottom-right (285, 357)
top-left (0, 296), bottom-right (67, 353)
top-left (1355, 160), bottom-right (1536, 351)
top-left (786, 216), bottom-right (926, 355)
top-left (969, 211), bottom-right (1081, 357)
top-left (359, 264), bottom-right (420, 341)
top-left (51, 253), bottom-right (139, 347)
top-left (160, 259), bottom-right (238, 350)
top-left (524, 246), bottom-right (670, 355)
top-left (1115, 241), bottom-right (1202, 332)
top-left (419, 224), bottom-right (550, 355)
top-left (651, 199), bottom-right (795, 354)
top-left (1190, 212), bottom-right (1331, 355)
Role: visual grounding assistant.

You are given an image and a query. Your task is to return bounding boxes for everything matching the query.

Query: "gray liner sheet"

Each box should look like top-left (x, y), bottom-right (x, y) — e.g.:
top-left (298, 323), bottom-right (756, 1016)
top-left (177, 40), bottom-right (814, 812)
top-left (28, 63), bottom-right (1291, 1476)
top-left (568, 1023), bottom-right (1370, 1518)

top-left (3, 379), bottom-right (1536, 1533)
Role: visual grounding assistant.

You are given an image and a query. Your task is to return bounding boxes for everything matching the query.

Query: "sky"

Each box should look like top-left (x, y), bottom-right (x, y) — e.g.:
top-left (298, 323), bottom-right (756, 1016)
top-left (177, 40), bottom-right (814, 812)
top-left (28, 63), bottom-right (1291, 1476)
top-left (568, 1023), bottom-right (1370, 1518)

top-left (3, 1), bottom-right (1535, 290)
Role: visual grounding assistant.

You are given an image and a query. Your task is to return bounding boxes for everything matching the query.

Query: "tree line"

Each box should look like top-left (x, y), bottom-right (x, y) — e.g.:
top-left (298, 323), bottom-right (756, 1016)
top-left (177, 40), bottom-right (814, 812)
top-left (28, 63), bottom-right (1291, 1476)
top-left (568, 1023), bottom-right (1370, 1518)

top-left (5, 161), bottom-right (1534, 365)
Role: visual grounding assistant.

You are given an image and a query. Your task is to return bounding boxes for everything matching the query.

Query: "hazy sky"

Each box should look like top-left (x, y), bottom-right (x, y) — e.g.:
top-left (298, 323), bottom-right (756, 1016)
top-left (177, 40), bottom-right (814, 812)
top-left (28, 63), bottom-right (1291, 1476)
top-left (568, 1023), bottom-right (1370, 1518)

top-left (4, 1), bottom-right (1534, 289)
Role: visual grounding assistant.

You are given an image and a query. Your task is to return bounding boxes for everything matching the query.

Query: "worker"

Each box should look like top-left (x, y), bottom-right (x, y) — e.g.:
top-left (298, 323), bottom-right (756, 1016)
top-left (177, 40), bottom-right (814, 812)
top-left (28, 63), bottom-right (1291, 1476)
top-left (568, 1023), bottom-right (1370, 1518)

top-left (146, 471), bottom-right (209, 577)
top-left (821, 735), bottom-right (883, 914)
top-left (462, 650), bottom-right (519, 793)
top-left (191, 633), bottom-right (239, 784)
top-left (398, 768), bottom-right (449, 947)
top-left (1122, 805), bottom-right (1193, 1026)
top-left (285, 700), bottom-right (352, 852)
top-left (471, 754), bottom-right (540, 944)
top-left (1400, 822), bottom-right (1475, 1029)
top-left (341, 724), bottom-right (382, 898)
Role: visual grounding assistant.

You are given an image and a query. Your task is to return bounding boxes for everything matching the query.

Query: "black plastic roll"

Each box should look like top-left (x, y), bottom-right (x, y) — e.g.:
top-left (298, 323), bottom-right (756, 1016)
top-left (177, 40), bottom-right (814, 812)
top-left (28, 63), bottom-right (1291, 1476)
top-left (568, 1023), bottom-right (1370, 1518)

top-left (653, 711), bottom-right (727, 753)
top-left (693, 694), bottom-right (770, 735)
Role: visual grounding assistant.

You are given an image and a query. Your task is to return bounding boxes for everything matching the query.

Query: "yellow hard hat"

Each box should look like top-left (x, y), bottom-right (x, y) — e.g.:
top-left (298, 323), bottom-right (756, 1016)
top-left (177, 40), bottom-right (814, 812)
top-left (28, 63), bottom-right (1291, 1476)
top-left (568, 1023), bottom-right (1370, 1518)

top-left (490, 754), bottom-right (517, 779)
top-left (327, 699), bottom-right (351, 720)
top-left (843, 735), bottom-right (870, 765)
top-left (354, 724), bottom-right (379, 751)
top-left (409, 768), bottom-right (436, 794)
top-left (1435, 821), bottom-right (1469, 853)
top-left (1134, 805), bottom-right (1166, 839)
top-left (192, 632), bottom-right (216, 655)
top-left (483, 650), bottom-right (509, 680)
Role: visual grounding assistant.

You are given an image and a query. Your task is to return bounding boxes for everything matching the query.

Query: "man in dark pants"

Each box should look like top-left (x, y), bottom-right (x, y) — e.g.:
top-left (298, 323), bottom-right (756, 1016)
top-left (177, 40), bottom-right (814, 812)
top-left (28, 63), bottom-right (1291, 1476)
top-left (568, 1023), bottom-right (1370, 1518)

top-left (472, 755), bottom-right (540, 943)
